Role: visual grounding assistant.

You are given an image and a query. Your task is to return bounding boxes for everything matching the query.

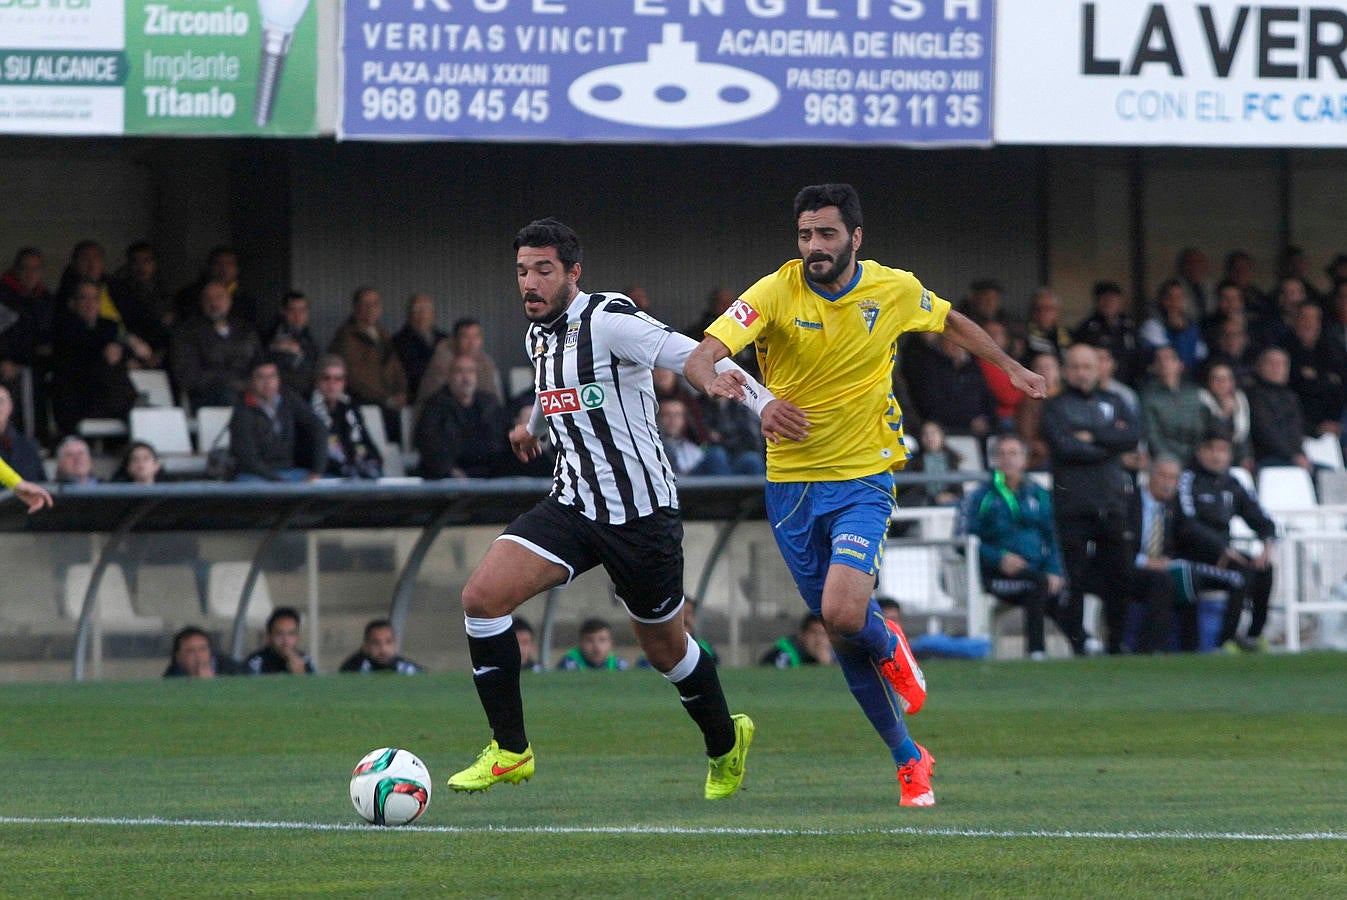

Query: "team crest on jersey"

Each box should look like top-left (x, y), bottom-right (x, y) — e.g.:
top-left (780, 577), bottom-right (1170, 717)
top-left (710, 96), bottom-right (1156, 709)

top-left (564, 321), bottom-right (581, 349)
top-left (539, 384), bottom-right (605, 416)
top-left (726, 299), bottom-right (759, 328)
top-left (859, 300), bottom-right (880, 334)
top-left (920, 289), bottom-right (932, 312)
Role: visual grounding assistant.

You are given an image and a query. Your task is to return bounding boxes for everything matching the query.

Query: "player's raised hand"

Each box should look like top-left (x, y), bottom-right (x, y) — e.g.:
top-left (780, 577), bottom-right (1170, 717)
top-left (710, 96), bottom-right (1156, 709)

top-left (703, 369), bottom-right (747, 402)
top-left (1009, 364), bottom-right (1047, 400)
top-left (509, 423), bottom-right (541, 462)
top-left (760, 399), bottom-right (809, 444)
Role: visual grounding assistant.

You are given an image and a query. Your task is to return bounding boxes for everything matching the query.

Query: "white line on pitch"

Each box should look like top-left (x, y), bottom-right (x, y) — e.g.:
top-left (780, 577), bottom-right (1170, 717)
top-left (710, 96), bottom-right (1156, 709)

top-left (1, 816), bottom-right (1345, 841)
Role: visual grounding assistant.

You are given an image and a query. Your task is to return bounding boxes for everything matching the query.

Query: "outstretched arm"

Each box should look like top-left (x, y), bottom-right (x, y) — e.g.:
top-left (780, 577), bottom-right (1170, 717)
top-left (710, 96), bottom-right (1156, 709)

top-left (679, 335), bottom-right (808, 444)
top-left (942, 310), bottom-right (1046, 400)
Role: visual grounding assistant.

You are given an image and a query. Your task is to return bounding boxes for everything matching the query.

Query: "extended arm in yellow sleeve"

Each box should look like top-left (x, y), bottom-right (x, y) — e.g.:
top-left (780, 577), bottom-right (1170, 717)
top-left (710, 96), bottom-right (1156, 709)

top-left (0, 456), bottom-right (53, 514)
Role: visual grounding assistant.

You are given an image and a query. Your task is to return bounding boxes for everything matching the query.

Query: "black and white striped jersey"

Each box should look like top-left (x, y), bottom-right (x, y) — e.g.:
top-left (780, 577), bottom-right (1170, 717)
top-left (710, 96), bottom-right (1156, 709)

top-left (525, 291), bottom-right (678, 524)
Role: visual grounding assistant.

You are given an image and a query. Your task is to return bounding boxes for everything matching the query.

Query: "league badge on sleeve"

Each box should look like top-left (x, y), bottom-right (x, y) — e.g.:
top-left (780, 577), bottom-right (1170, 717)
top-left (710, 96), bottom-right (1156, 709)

top-left (726, 299), bottom-right (759, 328)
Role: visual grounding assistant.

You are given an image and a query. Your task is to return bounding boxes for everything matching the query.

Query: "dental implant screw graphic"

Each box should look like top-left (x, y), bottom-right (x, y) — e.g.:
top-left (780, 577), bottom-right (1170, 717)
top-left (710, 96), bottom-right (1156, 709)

top-left (254, 0), bottom-right (312, 126)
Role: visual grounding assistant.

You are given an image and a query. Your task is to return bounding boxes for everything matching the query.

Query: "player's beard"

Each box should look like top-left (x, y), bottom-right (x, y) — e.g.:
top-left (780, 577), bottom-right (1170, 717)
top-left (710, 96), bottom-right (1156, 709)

top-left (523, 282), bottom-right (571, 323)
top-left (804, 245), bottom-right (854, 286)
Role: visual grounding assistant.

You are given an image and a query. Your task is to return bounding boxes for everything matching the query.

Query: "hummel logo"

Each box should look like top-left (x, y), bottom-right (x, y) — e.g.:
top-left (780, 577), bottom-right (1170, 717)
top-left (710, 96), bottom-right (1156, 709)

top-left (491, 756), bottom-right (533, 776)
top-left (471, 666), bottom-right (499, 677)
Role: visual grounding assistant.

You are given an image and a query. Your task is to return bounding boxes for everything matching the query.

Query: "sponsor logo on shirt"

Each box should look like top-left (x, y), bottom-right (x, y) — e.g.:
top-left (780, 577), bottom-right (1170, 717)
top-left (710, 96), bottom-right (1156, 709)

top-left (539, 384), bottom-right (606, 416)
top-left (726, 299), bottom-right (759, 328)
top-left (920, 289), bottom-right (932, 312)
top-left (565, 321), bottom-right (581, 349)
top-left (793, 318), bottom-right (823, 330)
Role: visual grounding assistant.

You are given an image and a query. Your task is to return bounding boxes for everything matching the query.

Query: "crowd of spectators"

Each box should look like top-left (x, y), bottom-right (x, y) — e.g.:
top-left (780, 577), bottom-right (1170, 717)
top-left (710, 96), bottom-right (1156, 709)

top-left (8, 238), bottom-right (1346, 667)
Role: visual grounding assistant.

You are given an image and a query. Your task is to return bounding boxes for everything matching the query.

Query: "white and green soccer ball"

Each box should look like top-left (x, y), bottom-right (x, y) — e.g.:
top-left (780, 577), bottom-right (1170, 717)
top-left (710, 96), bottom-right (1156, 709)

top-left (349, 748), bottom-right (431, 826)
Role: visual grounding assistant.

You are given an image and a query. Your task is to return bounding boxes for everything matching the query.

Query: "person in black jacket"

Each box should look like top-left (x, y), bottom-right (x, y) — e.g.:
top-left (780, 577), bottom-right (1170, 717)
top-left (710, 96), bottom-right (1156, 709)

top-left (229, 360), bottom-right (326, 482)
top-left (1042, 343), bottom-right (1141, 655)
top-left (1175, 433), bottom-right (1278, 653)
top-left (1246, 347), bottom-right (1311, 471)
top-left (164, 626), bottom-right (241, 678)
top-left (414, 353), bottom-right (509, 479)
top-left (339, 619), bottom-right (422, 674)
top-left (244, 607), bottom-right (314, 674)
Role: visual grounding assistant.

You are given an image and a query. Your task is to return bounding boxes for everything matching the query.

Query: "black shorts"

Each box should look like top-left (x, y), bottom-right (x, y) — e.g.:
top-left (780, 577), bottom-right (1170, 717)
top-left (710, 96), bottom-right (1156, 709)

top-left (500, 497), bottom-right (685, 623)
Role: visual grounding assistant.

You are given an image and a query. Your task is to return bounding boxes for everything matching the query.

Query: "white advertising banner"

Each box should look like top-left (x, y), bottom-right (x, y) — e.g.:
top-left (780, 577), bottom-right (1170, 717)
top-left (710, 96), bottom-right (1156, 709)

top-left (995, 1), bottom-right (1347, 146)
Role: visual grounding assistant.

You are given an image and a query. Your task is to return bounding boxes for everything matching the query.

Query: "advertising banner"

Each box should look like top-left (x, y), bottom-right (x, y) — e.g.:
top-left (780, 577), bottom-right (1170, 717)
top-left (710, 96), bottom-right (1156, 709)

top-left (341, 1), bottom-right (994, 146)
top-left (0, 0), bottom-right (318, 136)
top-left (996, 0), bottom-right (1347, 146)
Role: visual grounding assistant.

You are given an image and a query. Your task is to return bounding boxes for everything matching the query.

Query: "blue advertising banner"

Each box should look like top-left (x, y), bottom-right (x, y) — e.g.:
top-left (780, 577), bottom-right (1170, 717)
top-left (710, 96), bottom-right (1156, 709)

top-left (340, 1), bottom-right (993, 145)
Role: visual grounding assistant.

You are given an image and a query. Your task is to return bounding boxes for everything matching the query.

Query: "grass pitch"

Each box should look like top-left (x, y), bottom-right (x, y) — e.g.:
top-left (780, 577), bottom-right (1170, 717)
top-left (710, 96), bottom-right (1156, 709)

top-left (1, 652), bottom-right (1345, 897)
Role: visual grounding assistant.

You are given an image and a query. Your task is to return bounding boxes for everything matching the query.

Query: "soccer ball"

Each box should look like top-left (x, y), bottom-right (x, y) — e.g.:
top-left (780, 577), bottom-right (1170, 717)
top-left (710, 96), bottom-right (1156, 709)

top-left (349, 748), bottom-right (431, 826)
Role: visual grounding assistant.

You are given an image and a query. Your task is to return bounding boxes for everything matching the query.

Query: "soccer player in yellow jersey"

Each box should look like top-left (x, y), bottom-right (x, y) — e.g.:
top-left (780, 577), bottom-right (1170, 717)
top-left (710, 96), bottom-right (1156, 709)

top-left (686, 184), bottom-right (1045, 807)
top-left (0, 455), bottom-right (52, 513)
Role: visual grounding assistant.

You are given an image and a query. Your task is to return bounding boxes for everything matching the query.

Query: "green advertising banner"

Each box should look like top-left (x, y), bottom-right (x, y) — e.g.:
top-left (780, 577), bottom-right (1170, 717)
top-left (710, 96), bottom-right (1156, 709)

top-left (0, 0), bottom-right (317, 136)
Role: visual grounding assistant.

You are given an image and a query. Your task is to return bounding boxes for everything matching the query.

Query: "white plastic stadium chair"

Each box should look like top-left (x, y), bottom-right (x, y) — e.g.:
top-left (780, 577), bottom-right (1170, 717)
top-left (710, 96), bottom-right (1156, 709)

top-left (1256, 466), bottom-right (1317, 514)
top-left (206, 562), bottom-right (274, 629)
top-left (128, 369), bottom-right (175, 408)
top-left (61, 563), bottom-right (163, 634)
top-left (361, 404), bottom-right (405, 477)
top-left (130, 407), bottom-right (208, 476)
top-left (1302, 433), bottom-right (1345, 471)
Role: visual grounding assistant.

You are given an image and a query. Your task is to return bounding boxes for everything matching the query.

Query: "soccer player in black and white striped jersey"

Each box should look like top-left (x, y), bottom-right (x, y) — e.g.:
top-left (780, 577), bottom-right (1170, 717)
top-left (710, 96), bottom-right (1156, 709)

top-left (446, 219), bottom-right (808, 800)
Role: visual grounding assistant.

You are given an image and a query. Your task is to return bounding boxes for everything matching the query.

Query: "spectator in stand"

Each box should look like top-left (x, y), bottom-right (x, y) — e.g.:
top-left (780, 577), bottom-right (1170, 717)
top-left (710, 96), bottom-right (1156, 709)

top-left (1325, 254), bottom-right (1347, 295)
top-left (1224, 249), bottom-right (1268, 321)
top-left (1014, 351), bottom-right (1062, 471)
top-left (56, 240), bottom-right (111, 311)
top-left (659, 397), bottom-right (738, 477)
top-left (310, 354), bottom-right (382, 480)
top-left (54, 435), bottom-right (97, 484)
top-left (107, 241), bottom-right (171, 367)
top-left (1277, 245), bottom-right (1321, 306)
top-left (1200, 279), bottom-right (1247, 349)
top-left (1198, 362), bottom-right (1254, 471)
top-left (556, 617), bottom-right (629, 671)
top-left (623, 284), bottom-right (652, 313)
top-left (1094, 343), bottom-right (1138, 414)
top-left (173, 246), bottom-right (260, 326)
top-left (760, 612), bottom-right (834, 667)
top-left (229, 359), bottom-right (326, 482)
top-left (978, 320), bottom-right (1025, 432)
top-left (1140, 346), bottom-right (1206, 466)
top-left (109, 441), bottom-right (209, 607)
top-left (1174, 247), bottom-right (1212, 319)
top-left (513, 615), bottom-right (541, 672)
top-left (1207, 311), bottom-right (1258, 387)
top-left (955, 277), bottom-right (1007, 327)
top-left (414, 352), bottom-right (509, 479)
top-left (1175, 433), bottom-right (1278, 653)
top-left (244, 606), bottom-right (314, 674)
top-left (1325, 278), bottom-right (1347, 357)
top-left (1043, 344), bottom-right (1140, 655)
top-left (1139, 279), bottom-right (1208, 375)
top-left (339, 619), bottom-right (422, 674)
top-left (0, 386), bottom-right (43, 484)
top-left (0, 247), bottom-right (56, 437)
top-left (1285, 301), bottom-right (1346, 441)
top-left (898, 420), bottom-right (964, 507)
top-left (49, 279), bottom-right (138, 435)
top-left (1254, 276), bottom-right (1308, 352)
top-left (170, 280), bottom-right (262, 410)
top-left (901, 333), bottom-right (994, 438)
top-left (420, 316), bottom-right (503, 405)
top-left (329, 286), bottom-right (408, 440)
top-left (163, 626), bottom-right (240, 678)
top-left (698, 387), bottom-right (766, 476)
top-left (1022, 287), bottom-right (1073, 361)
top-left (261, 290), bottom-right (318, 397)
top-left (391, 291), bottom-right (447, 402)
top-left (1246, 347), bottom-right (1310, 472)
top-left (961, 433), bottom-right (1069, 659)
top-left (1073, 280), bottom-right (1140, 385)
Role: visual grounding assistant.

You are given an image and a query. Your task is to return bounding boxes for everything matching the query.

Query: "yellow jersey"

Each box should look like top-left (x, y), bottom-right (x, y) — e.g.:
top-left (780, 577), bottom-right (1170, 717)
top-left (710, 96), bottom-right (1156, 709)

top-left (0, 456), bottom-right (23, 489)
top-left (706, 259), bottom-right (950, 482)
